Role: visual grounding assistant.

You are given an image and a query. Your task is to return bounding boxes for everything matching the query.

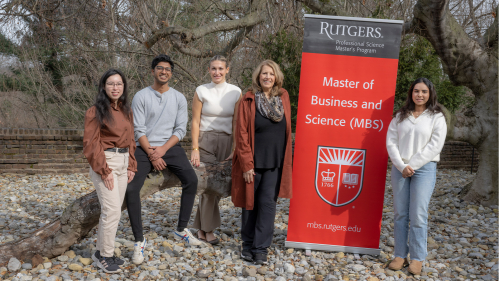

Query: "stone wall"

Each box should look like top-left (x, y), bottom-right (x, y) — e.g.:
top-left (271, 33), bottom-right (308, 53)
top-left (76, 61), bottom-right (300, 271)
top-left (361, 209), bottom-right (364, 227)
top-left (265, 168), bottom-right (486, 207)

top-left (0, 128), bottom-right (478, 174)
top-left (438, 141), bottom-right (479, 171)
top-left (0, 128), bottom-right (193, 174)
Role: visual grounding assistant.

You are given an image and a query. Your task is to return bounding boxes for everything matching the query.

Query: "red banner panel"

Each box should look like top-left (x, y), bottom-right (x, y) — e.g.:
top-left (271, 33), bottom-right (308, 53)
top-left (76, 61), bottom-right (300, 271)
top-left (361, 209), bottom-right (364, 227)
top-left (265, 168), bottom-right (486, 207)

top-left (286, 15), bottom-right (403, 255)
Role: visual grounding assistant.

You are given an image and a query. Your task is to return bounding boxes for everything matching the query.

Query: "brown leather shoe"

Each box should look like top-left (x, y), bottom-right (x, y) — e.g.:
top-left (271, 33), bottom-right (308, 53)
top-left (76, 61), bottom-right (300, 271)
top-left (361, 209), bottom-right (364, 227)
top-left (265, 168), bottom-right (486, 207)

top-left (408, 260), bottom-right (423, 275)
top-left (388, 257), bottom-right (409, 270)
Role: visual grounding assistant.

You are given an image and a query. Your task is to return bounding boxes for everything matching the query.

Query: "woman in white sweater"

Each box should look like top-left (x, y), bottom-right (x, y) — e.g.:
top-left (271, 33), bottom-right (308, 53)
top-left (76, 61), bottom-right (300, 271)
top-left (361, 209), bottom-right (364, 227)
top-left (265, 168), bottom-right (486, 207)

top-left (190, 55), bottom-right (242, 244)
top-left (386, 77), bottom-right (447, 275)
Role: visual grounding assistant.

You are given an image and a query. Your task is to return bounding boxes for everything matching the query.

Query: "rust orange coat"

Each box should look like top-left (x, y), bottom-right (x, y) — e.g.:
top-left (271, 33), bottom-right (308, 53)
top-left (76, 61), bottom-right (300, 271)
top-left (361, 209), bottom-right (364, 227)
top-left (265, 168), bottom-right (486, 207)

top-left (231, 89), bottom-right (293, 210)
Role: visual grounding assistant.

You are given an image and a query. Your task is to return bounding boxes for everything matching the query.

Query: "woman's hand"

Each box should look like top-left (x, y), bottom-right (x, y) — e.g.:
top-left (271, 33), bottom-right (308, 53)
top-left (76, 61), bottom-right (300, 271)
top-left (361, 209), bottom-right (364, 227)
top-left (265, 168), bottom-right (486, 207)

top-left (402, 165), bottom-right (415, 178)
top-left (243, 169), bottom-right (255, 183)
top-left (103, 173), bottom-right (114, 190)
top-left (127, 170), bottom-right (135, 183)
top-left (224, 151), bottom-right (234, 161)
top-left (191, 149), bottom-right (200, 167)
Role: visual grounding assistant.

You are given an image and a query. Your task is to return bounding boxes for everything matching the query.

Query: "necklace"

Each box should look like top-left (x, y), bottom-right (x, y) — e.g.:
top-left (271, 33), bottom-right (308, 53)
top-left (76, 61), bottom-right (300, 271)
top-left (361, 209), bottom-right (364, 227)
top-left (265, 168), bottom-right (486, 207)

top-left (413, 111), bottom-right (424, 118)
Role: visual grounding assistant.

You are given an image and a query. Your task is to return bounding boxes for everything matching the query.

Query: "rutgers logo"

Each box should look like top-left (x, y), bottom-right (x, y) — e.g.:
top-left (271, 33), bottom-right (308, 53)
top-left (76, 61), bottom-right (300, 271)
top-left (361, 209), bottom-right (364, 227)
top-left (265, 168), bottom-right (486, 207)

top-left (315, 146), bottom-right (366, 207)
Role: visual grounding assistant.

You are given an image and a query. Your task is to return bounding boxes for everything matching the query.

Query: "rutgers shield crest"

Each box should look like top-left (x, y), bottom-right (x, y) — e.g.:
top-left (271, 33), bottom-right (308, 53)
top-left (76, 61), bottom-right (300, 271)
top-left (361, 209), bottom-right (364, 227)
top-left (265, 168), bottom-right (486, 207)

top-left (315, 146), bottom-right (366, 207)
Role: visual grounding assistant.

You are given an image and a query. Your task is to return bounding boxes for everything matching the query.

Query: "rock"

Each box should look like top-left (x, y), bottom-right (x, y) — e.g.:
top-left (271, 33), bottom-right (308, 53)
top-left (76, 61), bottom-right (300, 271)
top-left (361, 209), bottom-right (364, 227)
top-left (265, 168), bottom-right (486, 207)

top-left (284, 263), bottom-right (295, 273)
top-left (385, 269), bottom-right (395, 276)
top-left (21, 263), bottom-right (32, 270)
top-left (79, 257), bottom-right (92, 266)
top-left (301, 273), bottom-right (313, 281)
top-left (31, 254), bottom-right (44, 268)
top-left (0, 171), bottom-right (493, 281)
top-left (114, 247), bottom-right (121, 257)
top-left (68, 264), bottom-right (83, 271)
top-left (257, 266), bottom-right (267, 275)
top-left (336, 252), bottom-right (345, 260)
top-left (197, 269), bottom-right (211, 278)
top-left (478, 244), bottom-right (489, 250)
top-left (57, 255), bottom-right (69, 262)
top-left (296, 266), bottom-right (307, 275)
top-left (243, 266), bottom-right (257, 277)
top-left (64, 250), bottom-right (76, 259)
top-left (8, 257), bottom-right (21, 272)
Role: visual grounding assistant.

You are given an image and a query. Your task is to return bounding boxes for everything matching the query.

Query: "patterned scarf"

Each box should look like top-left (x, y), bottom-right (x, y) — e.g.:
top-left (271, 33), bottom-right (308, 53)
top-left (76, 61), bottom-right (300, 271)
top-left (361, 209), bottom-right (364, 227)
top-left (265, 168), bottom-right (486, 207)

top-left (255, 91), bottom-right (284, 122)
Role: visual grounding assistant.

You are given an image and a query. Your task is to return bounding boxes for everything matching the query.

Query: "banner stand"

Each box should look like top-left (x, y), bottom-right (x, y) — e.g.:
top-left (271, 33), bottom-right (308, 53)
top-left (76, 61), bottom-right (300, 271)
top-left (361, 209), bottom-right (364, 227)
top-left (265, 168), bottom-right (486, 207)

top-left (285, 14), bottom-right (403, 255)
top-left (285, 241), bottom-right (380, 256)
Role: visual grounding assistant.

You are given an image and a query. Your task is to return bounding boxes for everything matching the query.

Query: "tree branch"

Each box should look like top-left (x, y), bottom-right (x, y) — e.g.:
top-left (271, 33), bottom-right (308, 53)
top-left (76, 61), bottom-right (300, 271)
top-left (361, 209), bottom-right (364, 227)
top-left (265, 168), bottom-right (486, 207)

top-left (479, 6), bottom-right (498, 55)
top-left (403, 19), bottom-right (416, 34)
top-left (144, 0), bottom-right (265, 49)
top-left (412, 0), bottom-right (497, 96)
top-left (211, 0), bottom-right (235, 20)
top-left (295, 0), bottom-right (344, 16)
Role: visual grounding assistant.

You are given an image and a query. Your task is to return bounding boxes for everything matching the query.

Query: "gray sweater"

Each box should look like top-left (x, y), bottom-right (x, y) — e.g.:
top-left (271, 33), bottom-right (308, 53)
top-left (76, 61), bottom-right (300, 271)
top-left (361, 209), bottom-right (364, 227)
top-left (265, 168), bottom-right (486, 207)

top-left (132, 86), bottom-right (188, 147)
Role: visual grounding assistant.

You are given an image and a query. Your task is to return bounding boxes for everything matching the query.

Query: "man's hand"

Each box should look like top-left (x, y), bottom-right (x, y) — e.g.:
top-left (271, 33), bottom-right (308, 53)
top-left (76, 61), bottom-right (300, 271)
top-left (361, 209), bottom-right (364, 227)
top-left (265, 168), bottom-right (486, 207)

top-left (243, 169), bottom-right (255, 183)
top-left (127, 170), bottom-right (135, 183)
top-left (148, 146), bottom-right (167, 161)
top-left (103, 173), bottom-right (114, 190)
top-left (402, 165), bottom-right (415, 178)
top-left (152, 158), bottom-right (167, 171)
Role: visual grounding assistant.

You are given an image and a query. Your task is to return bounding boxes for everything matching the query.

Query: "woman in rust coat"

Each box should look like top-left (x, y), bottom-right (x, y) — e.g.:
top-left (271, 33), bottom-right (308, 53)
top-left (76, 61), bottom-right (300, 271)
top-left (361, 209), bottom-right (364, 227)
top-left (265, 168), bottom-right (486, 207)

top-left (231, 60), bottom-right (293, 265)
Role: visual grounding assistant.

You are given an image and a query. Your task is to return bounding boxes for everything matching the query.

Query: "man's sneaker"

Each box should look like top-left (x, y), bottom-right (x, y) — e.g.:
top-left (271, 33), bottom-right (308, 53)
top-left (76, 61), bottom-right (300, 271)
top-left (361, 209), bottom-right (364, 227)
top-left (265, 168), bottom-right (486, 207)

top-left (174, 228), bottom-right (202, 246)
top-left (94, 256), bottom-right (121, 273)
top-left (241, 250), bottom-right (254, 262)
top-left (254, 252), bottom-right (268, 265)
top-left (92, 250), bottom-right (125, 266)
top-left (132, 238), bottom-right (147, 265)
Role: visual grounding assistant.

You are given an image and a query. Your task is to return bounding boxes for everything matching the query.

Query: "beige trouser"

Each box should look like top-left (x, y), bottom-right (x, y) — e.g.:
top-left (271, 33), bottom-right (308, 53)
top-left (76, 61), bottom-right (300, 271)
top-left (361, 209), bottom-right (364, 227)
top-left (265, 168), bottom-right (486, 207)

top-left (192, 131), bottom-right (232, 232)
top-left (90, 151), bottom-right (129, 257)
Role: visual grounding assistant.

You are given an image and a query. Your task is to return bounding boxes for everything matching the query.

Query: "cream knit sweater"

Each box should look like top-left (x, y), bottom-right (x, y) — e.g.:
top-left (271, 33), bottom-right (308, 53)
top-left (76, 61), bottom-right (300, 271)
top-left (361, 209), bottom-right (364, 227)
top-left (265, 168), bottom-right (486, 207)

top-left (386, 110), bottom-right (447, 172)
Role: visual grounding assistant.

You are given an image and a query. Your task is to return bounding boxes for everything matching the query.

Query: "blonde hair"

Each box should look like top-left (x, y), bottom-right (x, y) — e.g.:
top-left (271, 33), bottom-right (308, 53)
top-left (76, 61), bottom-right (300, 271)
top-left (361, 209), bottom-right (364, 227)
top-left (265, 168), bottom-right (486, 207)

top-left (209, 55), bottom-right (229, 68)
top-left (251, 60), bottom-right (284, 97)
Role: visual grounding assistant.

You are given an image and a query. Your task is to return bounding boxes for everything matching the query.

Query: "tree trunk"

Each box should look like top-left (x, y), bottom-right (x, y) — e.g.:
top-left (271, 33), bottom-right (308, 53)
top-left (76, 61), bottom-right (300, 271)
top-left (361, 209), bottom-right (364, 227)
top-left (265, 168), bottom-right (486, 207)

top-left (411, 0), bottom-right (498, 206)
top-left (0, 162), bottom-right (232, 265)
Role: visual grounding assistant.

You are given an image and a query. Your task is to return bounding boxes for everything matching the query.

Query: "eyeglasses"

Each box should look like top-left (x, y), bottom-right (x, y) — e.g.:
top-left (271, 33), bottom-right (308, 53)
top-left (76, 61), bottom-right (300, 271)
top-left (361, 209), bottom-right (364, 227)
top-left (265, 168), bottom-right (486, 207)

top-left (155, 66), bottom-right (172, 72)
top-left (106, 83), bottom-right (124, 88)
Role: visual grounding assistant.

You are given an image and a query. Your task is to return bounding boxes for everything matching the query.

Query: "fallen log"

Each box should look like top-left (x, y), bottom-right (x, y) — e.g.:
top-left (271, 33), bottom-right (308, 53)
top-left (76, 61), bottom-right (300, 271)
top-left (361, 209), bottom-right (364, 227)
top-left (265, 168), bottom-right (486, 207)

top-left (0, 162), bottom-right (232, 265)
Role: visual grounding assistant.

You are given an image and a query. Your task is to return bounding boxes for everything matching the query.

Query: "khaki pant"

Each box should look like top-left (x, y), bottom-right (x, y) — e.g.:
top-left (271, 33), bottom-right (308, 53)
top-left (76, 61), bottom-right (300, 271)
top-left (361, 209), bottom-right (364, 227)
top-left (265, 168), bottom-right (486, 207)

top-left (193, 131), bottom-right (232, 232)
top-left (90, 151), bottom-right (129, 257)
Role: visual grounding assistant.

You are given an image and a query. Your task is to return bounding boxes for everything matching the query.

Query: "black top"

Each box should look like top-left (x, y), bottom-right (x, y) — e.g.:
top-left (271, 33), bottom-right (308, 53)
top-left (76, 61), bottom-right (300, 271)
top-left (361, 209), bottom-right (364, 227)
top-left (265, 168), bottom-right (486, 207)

top-left (254, 109), bottom-right (286, 169)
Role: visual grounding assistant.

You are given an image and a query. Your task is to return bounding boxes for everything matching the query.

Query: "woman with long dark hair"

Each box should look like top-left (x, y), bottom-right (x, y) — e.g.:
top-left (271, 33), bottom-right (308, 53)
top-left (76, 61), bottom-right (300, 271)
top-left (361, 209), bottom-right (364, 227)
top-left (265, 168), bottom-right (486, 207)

top-left (386, 77), bottom-right (447, 275)
top-left (83, 69), bottom-right (137, 273)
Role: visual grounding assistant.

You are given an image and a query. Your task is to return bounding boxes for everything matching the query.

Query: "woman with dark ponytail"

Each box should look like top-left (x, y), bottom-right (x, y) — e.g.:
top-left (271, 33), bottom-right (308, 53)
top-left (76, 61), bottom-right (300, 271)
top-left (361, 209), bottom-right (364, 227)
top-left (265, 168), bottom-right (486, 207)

top-left (386, 77), bottom-right (447, 275)
top-left (83, 69), bottom-right (137, 273)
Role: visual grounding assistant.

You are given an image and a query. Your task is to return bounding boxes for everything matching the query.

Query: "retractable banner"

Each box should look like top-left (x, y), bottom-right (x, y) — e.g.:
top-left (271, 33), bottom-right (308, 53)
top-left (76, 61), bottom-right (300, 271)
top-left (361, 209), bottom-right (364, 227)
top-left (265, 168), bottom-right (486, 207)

top-left (285, 15), bottom-right (403, 255)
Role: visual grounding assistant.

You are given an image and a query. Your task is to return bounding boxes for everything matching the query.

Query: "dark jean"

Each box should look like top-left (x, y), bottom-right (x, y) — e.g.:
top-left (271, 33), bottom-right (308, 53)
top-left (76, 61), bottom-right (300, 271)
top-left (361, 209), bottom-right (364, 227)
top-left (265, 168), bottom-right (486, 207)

top-left (125, 144), bottom-right (198, 241)
top-left (241, 168), bottom-right (281, 254)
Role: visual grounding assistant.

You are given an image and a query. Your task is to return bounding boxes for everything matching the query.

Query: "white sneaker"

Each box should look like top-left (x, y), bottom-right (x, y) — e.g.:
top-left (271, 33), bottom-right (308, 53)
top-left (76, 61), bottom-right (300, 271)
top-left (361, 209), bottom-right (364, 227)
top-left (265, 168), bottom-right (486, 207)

top-left (174, 228), bottom-right (202, 246)
top-left (132, 238), bottom-right (147, 265)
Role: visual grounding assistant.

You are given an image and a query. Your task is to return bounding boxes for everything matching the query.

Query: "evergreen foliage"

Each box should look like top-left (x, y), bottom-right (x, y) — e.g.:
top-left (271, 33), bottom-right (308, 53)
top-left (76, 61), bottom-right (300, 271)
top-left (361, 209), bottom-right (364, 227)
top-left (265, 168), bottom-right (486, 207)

top-left (395, 36), bottom-right (470, 112)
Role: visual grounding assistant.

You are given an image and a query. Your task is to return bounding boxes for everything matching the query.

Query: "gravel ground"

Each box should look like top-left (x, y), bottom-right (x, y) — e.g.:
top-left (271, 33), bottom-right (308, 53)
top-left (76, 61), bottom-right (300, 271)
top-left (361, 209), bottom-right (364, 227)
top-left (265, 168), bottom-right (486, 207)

top-left (0, 169), bottom-right (497, 281)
